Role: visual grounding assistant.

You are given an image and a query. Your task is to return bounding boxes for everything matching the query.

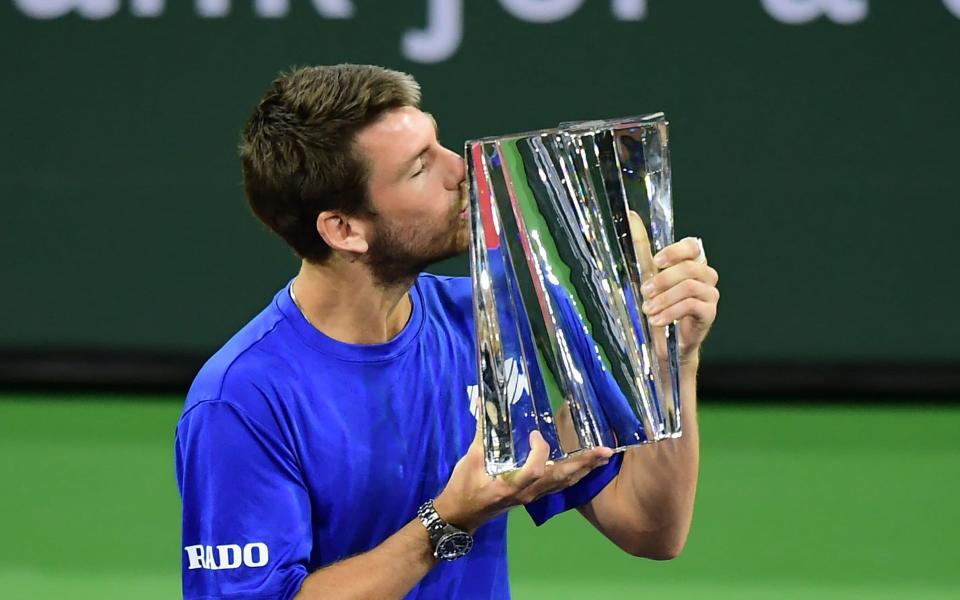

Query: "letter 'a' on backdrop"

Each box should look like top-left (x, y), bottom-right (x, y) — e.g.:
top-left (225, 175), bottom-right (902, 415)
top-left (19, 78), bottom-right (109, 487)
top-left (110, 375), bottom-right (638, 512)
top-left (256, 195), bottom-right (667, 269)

top-left (467, 114), bottom-right (682, 475)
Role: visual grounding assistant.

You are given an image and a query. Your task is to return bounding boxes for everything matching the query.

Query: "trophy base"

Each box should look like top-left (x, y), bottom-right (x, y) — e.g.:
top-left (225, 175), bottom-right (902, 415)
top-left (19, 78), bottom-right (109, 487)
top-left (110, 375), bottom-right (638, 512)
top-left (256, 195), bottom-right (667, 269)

top-left (483, 430), bottom-right (683, 477)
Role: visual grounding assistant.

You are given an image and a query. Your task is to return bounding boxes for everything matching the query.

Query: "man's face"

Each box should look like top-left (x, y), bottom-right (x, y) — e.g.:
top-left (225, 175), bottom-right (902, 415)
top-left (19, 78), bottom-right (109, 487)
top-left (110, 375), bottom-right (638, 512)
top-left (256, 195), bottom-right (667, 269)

top-left (354, 106), bottom-right (468, 286)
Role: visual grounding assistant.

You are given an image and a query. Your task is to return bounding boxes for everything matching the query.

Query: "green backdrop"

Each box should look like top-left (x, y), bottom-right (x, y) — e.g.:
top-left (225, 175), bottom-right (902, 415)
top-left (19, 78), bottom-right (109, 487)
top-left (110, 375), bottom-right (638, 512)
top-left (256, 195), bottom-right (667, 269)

top-left (2, 396), bottom-right (957, 598)
top-left (2, 1), bottom-right (957, 362)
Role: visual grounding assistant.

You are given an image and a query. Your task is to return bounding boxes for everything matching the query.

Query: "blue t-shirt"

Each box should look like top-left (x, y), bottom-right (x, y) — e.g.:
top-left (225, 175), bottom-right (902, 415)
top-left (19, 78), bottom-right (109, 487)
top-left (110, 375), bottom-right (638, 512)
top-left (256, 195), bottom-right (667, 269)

top-left (176, 274), bottom-right (622, 599)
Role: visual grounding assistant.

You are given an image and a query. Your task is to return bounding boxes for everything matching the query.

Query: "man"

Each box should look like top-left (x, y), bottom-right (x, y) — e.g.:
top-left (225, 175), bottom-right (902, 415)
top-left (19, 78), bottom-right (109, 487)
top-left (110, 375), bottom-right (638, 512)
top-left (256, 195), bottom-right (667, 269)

top-left (176, 64), bottom-right (719, 599)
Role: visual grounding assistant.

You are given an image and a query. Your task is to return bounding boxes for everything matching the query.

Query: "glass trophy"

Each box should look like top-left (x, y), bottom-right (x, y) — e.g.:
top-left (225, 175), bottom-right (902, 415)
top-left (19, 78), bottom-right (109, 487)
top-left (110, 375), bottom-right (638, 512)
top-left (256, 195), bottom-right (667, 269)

top-left (467, 113), bottom-right (682, 476)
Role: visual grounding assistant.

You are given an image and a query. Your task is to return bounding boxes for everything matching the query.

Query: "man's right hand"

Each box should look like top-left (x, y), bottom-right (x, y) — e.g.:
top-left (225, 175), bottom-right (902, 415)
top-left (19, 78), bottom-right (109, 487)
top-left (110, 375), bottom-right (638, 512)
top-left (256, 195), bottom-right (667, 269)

top-left (433, 424), bottom-right (614, 532)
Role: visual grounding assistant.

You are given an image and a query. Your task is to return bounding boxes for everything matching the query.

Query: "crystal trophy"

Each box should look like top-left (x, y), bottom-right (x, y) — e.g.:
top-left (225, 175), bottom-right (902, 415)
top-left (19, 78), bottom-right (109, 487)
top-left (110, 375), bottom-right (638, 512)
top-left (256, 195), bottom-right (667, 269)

top-left (467, 113), bottom-right (682, 476)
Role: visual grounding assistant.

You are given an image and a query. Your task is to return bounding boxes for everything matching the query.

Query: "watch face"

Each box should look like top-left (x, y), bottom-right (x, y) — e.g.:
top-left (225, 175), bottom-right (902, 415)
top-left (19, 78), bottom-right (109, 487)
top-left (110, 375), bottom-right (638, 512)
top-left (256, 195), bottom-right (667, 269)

top-left (436, 531), bottom-right (474, 561)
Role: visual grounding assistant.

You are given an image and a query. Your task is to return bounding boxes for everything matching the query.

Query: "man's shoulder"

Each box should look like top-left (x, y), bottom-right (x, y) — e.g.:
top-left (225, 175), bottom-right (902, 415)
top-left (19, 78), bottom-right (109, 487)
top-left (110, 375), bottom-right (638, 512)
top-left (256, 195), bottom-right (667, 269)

top-left (183, 289), bottom-right (297, 418)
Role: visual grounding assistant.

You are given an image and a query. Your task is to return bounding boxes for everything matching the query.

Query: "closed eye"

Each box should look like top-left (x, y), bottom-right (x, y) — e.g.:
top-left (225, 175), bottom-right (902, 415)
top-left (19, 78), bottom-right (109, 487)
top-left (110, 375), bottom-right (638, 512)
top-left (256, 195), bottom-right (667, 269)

top-left (411, 157), bottom-right (428, 178)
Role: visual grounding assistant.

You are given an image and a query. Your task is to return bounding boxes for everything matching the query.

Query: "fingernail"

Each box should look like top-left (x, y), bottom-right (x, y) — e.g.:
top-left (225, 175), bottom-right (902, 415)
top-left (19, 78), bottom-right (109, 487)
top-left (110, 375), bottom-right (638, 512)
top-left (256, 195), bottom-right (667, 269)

top-left (641, 301), bottom-right (652, 314)
top-left (654, 254), bottom-right (668, 268)
top-left (640, 282), bottom-right (654, 296)
top-left (650, 315), bottom-right (665, 326)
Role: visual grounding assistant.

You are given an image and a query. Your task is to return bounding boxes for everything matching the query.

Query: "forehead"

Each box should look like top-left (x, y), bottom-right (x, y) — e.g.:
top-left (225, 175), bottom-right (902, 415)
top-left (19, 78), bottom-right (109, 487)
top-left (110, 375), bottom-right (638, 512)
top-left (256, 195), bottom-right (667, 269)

top-left (355, 106), bottom-right (435, 174)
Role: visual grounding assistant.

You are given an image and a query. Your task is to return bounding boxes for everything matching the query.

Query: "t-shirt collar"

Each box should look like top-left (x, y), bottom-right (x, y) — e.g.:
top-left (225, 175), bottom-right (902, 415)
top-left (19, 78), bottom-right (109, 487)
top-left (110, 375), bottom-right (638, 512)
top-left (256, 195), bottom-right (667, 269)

top-left (276, 278), bottom-right (425, 362)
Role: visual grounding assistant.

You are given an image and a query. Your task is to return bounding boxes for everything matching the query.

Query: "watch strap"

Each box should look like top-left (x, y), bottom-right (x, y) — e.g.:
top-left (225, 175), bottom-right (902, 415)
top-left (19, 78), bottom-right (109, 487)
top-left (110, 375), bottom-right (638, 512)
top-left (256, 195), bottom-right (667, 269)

top-left (417, 499), bottom-right (448, 538)
top-left (417, 499), bottom-right (471, 559)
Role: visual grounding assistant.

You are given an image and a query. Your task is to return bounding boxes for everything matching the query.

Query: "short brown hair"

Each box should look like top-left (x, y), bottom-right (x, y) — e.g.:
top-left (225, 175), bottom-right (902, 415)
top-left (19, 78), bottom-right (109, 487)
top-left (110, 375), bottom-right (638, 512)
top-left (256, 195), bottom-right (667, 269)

top-left (240, 64), bottom-right (421, 263)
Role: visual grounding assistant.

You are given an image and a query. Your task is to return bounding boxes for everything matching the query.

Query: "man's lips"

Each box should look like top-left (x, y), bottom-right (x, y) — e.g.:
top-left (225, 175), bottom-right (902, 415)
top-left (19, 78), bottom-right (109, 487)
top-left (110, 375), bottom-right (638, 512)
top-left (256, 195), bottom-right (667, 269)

top-left (458, 183), bottom-right (469, 219)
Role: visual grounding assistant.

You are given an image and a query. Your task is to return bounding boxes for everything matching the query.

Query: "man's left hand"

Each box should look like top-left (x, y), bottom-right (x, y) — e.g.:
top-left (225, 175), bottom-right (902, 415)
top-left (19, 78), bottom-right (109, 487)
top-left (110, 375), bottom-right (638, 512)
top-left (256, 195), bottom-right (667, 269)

top-left (637, 236), bottom-right (719, 363)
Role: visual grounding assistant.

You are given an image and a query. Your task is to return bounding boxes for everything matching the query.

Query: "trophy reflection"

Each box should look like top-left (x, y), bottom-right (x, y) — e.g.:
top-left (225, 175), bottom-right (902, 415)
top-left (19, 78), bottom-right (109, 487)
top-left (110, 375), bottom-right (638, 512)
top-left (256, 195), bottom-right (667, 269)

top-left (467, 113), bottom-right (682, 476)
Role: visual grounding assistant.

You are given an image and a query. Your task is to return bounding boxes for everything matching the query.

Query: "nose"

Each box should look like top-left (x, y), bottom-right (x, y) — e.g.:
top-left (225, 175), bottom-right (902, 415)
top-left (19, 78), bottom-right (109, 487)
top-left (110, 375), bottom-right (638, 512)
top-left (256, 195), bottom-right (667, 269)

top-left (442, 145), bottom-right (465, 190)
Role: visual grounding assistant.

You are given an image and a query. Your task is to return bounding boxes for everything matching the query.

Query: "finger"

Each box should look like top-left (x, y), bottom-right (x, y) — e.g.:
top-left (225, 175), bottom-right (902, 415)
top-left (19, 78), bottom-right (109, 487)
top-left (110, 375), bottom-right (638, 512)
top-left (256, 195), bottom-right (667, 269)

top-left (508, 430), bottom-right (551, 489)
top-left (640, 262), bottom-right (719, 299)
top-left (464, 400), bottom-right (486, 461)
top-left (521, 447), bottom-right (611, 496)
top-left (653, 237), bottom-right (704, 269)
top-left (533, 448), bottom-right (614, 493)
top-left (552, 446), bottom-right (614, 475)
top-left (472, 405), bottom-right (483, 442)
top-left (642, 279), bottom-right (719, 318)
top-left (693, 238), bottom-right (707, 265)
top-left (525, 463), bottom-right (594, 501)
top-left (628, 211), bottom-right (656, 282)
top-left (648, 297), bottom-right (717, 327)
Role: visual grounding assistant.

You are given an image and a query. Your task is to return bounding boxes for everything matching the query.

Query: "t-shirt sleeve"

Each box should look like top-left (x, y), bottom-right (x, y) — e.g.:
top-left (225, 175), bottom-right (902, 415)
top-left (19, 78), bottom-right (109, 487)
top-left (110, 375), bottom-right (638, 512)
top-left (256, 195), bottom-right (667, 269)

top-left (523, 452), bottom-right (623, 526)
top-left (176, 400), bottom-right (311, 599)
top-left (522, 279), bottom-right (634, 525)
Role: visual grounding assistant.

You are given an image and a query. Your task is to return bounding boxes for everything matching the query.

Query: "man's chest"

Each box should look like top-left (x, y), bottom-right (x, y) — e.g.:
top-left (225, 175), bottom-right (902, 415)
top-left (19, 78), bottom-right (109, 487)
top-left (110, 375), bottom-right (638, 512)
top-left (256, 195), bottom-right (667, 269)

top-left (290, 345), bottom-right (479, 559)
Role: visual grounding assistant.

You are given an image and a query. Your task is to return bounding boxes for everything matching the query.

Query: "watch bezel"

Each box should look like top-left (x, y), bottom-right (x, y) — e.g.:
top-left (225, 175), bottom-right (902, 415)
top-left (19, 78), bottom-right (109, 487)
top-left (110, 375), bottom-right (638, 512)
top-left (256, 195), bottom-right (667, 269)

top-left (435, 529), bottom-right (474, 561)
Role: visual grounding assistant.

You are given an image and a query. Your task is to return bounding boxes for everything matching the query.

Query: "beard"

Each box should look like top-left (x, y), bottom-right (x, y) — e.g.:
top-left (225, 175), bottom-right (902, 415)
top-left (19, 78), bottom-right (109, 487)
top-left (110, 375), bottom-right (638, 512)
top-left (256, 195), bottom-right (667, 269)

top-left (364, 204), bottom-right (469, 287)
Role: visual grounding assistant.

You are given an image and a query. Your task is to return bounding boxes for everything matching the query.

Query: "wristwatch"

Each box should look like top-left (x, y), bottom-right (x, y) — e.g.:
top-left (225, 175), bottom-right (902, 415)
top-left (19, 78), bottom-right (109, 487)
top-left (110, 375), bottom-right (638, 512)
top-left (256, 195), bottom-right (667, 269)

top-left (417, 499), bottom-right (474, 561)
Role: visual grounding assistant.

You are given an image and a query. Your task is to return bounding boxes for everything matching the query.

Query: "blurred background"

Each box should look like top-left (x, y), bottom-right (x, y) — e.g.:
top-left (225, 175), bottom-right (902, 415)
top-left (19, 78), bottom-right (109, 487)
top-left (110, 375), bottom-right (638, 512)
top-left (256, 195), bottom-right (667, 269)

top-left (1, 1), bottom-right (957, 598)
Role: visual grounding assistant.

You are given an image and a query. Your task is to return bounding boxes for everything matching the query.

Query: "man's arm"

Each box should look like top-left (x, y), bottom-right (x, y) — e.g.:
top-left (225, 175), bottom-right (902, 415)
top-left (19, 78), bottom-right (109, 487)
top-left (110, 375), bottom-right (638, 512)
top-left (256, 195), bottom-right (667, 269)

top-left (579, 233), bottom-right (718, 559)
top-left (578, 360), bottom-right (700, 559)
top-left (180, 386), bottom-right (613, 600)
top-left (294, 426), bottom-right (613, 600)
top-left (294, 518), bottom-right (435, 599)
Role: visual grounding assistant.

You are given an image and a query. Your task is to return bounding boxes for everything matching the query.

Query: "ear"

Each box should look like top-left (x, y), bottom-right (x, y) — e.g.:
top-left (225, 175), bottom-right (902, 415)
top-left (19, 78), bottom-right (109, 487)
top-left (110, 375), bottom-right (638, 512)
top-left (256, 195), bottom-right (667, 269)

top-left (316, 210), bottom-right (370, 256)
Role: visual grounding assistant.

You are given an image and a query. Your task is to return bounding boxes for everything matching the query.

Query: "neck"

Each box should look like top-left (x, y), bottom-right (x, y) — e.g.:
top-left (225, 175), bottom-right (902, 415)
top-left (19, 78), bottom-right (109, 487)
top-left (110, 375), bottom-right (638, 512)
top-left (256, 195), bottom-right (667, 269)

top-left (291, 257), bottom-right (415, 345)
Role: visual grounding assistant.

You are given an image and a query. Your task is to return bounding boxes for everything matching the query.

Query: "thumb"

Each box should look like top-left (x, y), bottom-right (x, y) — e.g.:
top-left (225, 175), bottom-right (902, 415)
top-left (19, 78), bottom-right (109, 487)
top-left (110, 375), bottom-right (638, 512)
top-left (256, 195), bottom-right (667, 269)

top-left (528, 429), bottom-right (550, 461)
top-left (628, 210), bottom-right (656, 281)
top-left (471, 408), bottom-right (483, 446)
top-left (467, 400), bottom-right (484, 454)
top-left (510, 430), bottom-right (551, 489)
